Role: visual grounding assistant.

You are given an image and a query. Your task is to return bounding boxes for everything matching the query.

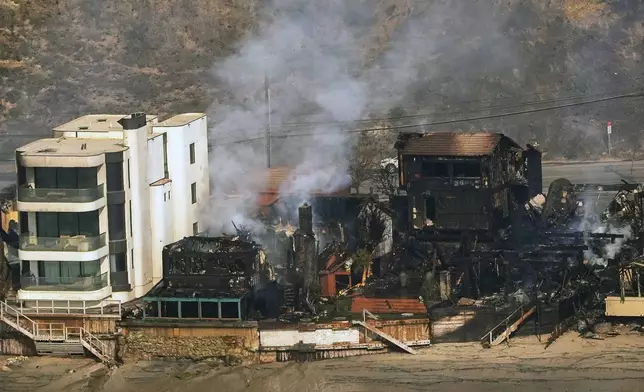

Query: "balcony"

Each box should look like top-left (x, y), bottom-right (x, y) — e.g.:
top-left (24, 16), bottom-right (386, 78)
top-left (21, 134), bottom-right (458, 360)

top-left (19, 233), bottom-right (109, 262)
top-left (17, 185), bottom-right (106, 212)
top-left (20, 272), bottom-right (108, 292)
top-left (17, 272), bottom-right (112, 302)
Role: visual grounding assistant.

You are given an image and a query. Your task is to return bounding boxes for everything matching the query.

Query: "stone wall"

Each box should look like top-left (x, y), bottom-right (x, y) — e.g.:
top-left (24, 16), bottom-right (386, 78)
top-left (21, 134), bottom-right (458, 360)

top-left (122, 332), bottom-right (254, 362)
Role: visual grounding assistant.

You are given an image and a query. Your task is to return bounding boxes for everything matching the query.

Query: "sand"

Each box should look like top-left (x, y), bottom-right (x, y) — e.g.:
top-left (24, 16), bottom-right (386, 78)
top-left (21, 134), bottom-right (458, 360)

top-left (3, 327), bottom-right (644, 392)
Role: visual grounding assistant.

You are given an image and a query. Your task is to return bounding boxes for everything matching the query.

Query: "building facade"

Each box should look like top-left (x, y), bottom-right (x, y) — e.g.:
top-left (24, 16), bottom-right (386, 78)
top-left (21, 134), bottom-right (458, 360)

top-left (14, 112), bottom-right (210, 306)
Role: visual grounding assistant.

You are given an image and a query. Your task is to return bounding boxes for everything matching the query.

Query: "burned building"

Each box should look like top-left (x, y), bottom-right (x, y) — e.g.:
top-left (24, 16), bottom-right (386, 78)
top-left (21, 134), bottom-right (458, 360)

top-left (141, 235), bottom-right (278, 321)
top-left (394, 132), bottom-right (541, 238)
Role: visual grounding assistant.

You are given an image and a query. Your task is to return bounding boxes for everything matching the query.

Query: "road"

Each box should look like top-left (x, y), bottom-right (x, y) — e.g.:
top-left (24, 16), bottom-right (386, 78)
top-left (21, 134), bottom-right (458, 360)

top-left (542, 160), bottom-right (644, 212)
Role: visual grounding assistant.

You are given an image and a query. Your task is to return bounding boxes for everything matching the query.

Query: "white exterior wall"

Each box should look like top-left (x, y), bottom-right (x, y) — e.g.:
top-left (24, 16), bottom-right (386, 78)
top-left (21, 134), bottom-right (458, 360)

top-left (154, 116), bottom-right (209, 239)
top-left (123, 124), bottom-right (154, 299)
top-left (149, 181), bottom-right (173, 282)
top-left (260, 328), bottom-right (360, 348)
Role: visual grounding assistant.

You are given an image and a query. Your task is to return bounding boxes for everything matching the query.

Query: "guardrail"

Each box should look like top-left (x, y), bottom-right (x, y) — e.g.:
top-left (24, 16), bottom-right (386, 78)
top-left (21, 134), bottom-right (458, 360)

top-left (0, 300), bottom-right (37, 339)
top-left (480, 305), bottom-right (527, 347)
top-left (16, 299), bottom-right (122, 318)
top-left (21, 272), bottom-right (108, 291)
top-left (19, 233), bottom-right (107, 252)
top-left (17, 184), bottom-right (105, 203)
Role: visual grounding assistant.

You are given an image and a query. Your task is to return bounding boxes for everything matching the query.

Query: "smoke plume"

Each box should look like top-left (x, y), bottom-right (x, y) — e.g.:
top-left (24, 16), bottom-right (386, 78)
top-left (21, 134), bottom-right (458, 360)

top-left (204, 0), bottom-right (515, 235)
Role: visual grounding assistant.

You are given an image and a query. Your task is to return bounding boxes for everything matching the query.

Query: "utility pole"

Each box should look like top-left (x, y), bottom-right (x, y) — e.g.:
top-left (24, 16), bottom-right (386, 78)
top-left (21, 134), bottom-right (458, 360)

top-left (607, 121), bottom-right (612, 156)
top-left (264, 57), bottom-right (272, 169)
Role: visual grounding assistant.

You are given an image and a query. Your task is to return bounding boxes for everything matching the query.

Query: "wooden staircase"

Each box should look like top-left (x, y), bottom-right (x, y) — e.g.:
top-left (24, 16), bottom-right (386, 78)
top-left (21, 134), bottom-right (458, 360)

top-left (0, 300), bottom-right (113, 364)
top-left (480, 304), bottom-right (537, 347)
top-left (352, 320), bottom-right (417, 354)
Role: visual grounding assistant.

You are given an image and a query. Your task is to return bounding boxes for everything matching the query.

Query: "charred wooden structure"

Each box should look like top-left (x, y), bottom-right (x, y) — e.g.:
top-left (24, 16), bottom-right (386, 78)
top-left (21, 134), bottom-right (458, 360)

top-left (392, 132), bottom-right (637, 303)
top-left (141, 235), bottom-right (278, 320)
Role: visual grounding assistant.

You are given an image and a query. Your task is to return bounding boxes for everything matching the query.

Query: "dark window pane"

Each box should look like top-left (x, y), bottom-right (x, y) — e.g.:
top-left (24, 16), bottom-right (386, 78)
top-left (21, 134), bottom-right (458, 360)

top-left (56, 168), bottom-right (78, 189)
top-left (77, 167), bottom-right (98, 188)
top-left (453, 162), bottom-right (481, 178)
top-left (34, 168), bottom-right (56, 188)
top-left (189, 143), bottom-right (196, 164)
top-left (191, 183), bottom-right (197, 204)
top-left (36, 212), bottom-right (58, 237)
top-left (106, 162), bottom-right (124, 191)
top-left (78, 211), bottom-right (99, 237)
top-left (110, 253), bottom-right (127, 272)
top-left (108, 204), bottom-right (126, 240)
top-left (59, 213), bottom-right (78, 236)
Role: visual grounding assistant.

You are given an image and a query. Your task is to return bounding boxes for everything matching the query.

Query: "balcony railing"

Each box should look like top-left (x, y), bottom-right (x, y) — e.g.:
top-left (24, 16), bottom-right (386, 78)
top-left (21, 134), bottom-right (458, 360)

top-left (17, 184), bottom-right (105, 203)
top-left (19, 233), bottom-right (107, 252)
top-left (20, 272), bottom-right (108, 291)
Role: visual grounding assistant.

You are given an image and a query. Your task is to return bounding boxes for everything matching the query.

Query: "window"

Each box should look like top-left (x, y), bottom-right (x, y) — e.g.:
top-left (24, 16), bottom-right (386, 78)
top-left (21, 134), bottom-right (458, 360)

top-left (168, 190), bottom-right (171, 200)
top-left (36, 211), bottom-right (99, 237)
top-left (107, 204), bottom-right (126, 240)
top-left (110, 253), bottom-right (127, 272)
top-left (191, 183), bottom-right (197, 204)
top-left (189, 143), bottom-right (196, 164)
top-left (421, 161), bottom-right (449, 177)
top-left (127, 159), bottom-right (131, 189)
top-left (131, 249), bottom-right (134, 269)
top-left (453, 162), bottom-right (481, 178)
top-left (129, 201), bottom-right (133, 236)
top-left (106, 162), bottom-right (124, 192)
top-left (37, 260), bottom-right (100, 279)
top-left (34, 167), bottom-right (97, 189)
top-left (193, 222), bottom-right (199, 235)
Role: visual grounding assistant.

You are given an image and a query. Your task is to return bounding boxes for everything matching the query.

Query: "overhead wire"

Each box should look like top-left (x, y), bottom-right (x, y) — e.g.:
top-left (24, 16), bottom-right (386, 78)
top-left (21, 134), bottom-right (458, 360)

top-left (210, 89), bottom-right (644, 145)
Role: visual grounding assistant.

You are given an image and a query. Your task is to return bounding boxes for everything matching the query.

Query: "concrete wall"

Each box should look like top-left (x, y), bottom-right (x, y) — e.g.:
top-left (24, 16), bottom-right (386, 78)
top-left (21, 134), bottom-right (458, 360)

top-left (153, 115), bottom-right (209, 240)
top-left (260, 328), bottom-right (360, 347)
top-left (149, 181), bottom-right (173, 281)
top-left (124, 124), bottom-right (154, 299)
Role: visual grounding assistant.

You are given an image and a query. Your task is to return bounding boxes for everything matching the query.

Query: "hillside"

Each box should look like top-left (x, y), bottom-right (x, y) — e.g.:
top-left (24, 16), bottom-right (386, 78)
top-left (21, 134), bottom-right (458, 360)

top-left (1, 0), bottom-right (643, 160)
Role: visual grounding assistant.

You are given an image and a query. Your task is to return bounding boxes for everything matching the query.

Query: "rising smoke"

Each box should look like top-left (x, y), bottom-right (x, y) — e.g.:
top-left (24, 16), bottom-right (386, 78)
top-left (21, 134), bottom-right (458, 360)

top-left (204, 0), bottom-right (516, 235)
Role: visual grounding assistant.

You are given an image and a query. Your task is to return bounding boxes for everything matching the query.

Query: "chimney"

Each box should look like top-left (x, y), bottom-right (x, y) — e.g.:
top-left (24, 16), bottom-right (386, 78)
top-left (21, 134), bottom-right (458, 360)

top-left (118, 112), bottom-right (146, 130)
top-left (298, 202), bottom-right (313, 235)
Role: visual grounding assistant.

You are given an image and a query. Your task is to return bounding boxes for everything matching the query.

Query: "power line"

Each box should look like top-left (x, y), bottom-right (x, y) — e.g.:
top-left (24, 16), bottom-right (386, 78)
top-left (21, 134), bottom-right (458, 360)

top-left (212, 90), bottom-right (644, 145)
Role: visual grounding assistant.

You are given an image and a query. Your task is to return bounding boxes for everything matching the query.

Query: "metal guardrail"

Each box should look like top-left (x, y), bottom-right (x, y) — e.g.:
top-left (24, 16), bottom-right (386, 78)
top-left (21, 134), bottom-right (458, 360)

top-left (19, 233), bottom-right (107, 252)
top-left (17, 299), bottom-right (122, 318)
top-left (480, 305), bottom-right (527, 346)
top-left (17, 184), bottom-right (105, 203)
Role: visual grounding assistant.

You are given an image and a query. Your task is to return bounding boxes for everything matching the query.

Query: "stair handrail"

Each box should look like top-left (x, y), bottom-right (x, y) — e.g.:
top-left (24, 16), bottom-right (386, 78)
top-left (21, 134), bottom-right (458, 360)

top-left (79, 327), bottom-right (111, 362)
top-left (0, 300), bottom-right (38, 339)
top-left (480, 304), bottom-right (525, 346)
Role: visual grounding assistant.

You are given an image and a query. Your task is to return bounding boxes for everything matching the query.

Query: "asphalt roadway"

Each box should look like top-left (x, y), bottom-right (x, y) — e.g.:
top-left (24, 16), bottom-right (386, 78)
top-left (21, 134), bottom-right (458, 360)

top-left (542, 160), bottom-right (644, 212)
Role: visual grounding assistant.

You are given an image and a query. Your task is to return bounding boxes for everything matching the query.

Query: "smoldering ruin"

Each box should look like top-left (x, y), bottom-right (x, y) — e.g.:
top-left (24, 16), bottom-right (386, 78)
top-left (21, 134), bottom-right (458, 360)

top-left (137, 131), bottom-right (644, 349)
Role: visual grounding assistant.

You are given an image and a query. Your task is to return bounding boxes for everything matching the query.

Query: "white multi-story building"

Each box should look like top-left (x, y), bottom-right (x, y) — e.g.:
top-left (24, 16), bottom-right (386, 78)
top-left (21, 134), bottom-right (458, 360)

top-left (13, 112), bottom-right (210, 306)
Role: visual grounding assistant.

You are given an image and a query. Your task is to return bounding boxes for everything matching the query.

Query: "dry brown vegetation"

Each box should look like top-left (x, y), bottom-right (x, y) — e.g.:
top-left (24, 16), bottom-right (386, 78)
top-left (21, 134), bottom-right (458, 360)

top-left (0, 0), bottom-right (643, 158)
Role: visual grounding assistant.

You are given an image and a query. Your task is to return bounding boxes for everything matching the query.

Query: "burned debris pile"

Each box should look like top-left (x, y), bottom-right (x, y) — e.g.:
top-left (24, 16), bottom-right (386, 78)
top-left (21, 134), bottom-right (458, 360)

top-left (138, 131), bottom-right (643, 343)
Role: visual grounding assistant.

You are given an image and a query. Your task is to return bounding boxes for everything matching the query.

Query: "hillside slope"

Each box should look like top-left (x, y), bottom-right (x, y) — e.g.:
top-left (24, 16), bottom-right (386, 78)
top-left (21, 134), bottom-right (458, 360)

top-left (1, 0), bottom-right (643, 159)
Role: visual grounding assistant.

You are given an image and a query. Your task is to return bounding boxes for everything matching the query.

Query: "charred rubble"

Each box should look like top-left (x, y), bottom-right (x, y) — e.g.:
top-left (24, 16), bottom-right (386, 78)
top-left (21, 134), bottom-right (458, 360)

top-left (145, 132), bottom-right (642, 330)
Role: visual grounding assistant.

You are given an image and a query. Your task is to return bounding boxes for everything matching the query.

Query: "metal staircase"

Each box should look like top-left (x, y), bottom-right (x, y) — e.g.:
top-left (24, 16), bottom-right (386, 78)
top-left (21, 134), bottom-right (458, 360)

top-left (0, 300), bottom-right (113, 364)
top-left (480, 304), bottom-right (537, 347)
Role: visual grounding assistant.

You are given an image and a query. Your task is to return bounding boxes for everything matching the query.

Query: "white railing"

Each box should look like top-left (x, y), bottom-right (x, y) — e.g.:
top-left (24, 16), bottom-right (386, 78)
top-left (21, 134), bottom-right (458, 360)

top-left (0, 300), bottom-right (37, 339)
top-left (480, 305), bottom-right (526, 346)
top-left (16, 299), bottom-right (122, 318)
top-left (80, 327), bottom-right (112, 363)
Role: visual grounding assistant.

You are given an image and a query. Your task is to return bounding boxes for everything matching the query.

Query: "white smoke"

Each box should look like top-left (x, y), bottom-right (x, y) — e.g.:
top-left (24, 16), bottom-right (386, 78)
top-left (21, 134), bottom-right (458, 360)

top-left (204, 1), bottom-right (515, 235)
top-left (579, 194), bottom-right (633, 267)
